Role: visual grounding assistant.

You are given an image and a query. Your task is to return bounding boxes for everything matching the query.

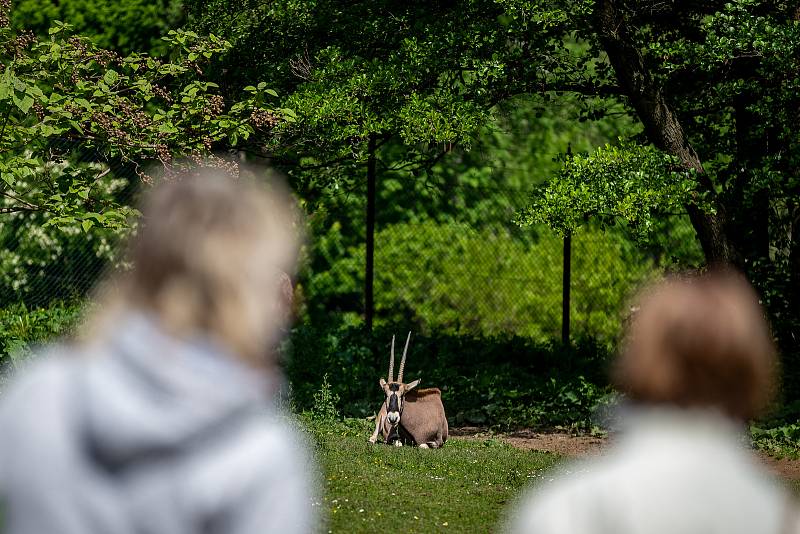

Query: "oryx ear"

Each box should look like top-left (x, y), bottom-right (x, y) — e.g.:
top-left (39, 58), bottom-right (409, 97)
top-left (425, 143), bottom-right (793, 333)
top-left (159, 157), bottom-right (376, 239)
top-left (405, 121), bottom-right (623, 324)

top-left (379, 378), bottom-right (388, 389)
top-left (405, 379), bottom-right (420, 391)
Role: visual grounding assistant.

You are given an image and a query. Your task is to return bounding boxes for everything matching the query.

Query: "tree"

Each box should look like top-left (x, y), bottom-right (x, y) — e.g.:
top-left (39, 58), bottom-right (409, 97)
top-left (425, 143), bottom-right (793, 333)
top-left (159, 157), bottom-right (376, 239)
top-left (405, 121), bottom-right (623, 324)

top-left (518, 1), bottom-right (799, 373)
top-left (187, 0), bottom-right (798, 368)
top-left (0, 6), bottom-right (282, 304)
top-left (185, 0), bottom-right (609, 325)
top-left (185, 0), bottom-right (611, 179)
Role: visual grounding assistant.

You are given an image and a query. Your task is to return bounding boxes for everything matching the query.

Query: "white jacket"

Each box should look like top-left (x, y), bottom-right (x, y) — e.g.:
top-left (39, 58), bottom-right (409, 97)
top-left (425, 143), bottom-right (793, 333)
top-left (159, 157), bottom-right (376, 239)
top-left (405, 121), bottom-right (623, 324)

top-left (510, 407), bottom-right (797, 534)
top-left (0, 314), bottom-right (318, 534)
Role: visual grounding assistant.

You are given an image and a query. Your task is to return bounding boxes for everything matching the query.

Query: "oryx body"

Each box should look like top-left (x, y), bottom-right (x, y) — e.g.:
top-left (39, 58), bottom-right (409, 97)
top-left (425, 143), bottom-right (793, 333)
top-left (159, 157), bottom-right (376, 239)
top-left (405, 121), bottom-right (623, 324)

top-left (368, 333), bottom-right (448, 448)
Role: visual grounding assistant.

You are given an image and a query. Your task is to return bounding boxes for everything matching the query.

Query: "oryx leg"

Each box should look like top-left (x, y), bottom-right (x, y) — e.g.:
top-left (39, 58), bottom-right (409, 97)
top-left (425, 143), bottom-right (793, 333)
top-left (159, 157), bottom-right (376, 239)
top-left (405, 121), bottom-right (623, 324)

top-left (387, 425), bottom-right (401, 446)
top-left (369, 405), bottom-right (387, 444)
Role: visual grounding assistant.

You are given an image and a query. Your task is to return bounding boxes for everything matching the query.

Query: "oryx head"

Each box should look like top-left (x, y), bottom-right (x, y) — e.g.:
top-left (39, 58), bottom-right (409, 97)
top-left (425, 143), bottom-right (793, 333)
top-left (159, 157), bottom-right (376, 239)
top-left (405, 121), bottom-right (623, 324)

top-left (379, 332), bottom-right (420, 428)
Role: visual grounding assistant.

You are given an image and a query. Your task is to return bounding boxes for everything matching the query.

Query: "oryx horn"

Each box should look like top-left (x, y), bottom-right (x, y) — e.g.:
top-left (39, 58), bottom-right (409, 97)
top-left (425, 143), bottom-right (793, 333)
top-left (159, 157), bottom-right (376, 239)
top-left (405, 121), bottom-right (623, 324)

top-left (398, 331), bottom-right (411, 383)
top-left (388, 334), bottom-right (396, 382)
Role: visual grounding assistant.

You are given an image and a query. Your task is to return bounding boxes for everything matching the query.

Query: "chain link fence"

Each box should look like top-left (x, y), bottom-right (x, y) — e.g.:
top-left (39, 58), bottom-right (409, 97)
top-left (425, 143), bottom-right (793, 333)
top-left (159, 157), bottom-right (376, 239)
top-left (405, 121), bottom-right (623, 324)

top-left (0, 141), bottom-right (139, 309)
top-left (2, 156), bottom-right (657, 348)
top-left (302, 185), bottom-right (657, 345)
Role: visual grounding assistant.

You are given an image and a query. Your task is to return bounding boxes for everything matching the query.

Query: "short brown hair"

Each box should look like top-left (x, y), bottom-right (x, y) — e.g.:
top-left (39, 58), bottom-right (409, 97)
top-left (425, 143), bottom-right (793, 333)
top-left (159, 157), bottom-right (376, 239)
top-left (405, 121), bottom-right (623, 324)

top-left (614, 269), bottom-right (776, 420)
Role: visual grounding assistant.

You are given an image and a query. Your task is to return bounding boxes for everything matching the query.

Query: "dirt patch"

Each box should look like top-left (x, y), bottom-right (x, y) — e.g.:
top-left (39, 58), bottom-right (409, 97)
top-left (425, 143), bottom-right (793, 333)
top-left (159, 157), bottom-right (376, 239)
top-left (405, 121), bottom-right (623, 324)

top-left (761, 456), bottom-right (800, 480)
top-left (502, 430), bottom-right (609, 457)
top-left (451, 427), bottom-right (800, 480)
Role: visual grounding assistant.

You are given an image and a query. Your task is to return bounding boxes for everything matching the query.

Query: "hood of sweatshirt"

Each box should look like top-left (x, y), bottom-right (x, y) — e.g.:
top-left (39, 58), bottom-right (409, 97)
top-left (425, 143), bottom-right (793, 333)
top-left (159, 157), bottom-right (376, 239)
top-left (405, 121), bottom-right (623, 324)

top-left (79, 313), bottom-right (270, 471)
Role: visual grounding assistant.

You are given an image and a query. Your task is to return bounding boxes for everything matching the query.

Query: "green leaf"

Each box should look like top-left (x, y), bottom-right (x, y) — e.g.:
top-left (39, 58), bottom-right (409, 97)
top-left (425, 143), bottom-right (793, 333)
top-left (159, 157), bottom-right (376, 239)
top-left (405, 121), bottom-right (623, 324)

top-left (158, 123), bottom-right (179, 134)
top-left (13, 94), bottom-right (34, 114)
top-left (39, 124), bottom-right (57, 137)
top-left (68, 121), bottom-right (85, 134)
top-left (12, 77), bottom-right (27, 93)
top-left (103, 69), bottom-right (120, 85)
top-left (81, 220), bottom-right (93, 232)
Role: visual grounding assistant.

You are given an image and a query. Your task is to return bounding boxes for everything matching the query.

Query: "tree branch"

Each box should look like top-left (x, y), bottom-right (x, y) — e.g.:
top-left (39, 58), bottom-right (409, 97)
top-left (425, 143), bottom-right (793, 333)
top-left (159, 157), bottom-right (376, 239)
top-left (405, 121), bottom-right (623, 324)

top-left (595, 0), bottom-right (737, 265)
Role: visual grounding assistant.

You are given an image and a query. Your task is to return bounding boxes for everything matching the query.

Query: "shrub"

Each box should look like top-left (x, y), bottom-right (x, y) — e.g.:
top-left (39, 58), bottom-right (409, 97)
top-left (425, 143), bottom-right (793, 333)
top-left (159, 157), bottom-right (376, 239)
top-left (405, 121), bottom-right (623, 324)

top-left (309, 374), bottom-right (341, 424)
top-left (303, 221), bottom-right (655, 344)
top-left (0, 300), bottom-right (83, 367)
top-left (0, 170), bottom-right (130, 307)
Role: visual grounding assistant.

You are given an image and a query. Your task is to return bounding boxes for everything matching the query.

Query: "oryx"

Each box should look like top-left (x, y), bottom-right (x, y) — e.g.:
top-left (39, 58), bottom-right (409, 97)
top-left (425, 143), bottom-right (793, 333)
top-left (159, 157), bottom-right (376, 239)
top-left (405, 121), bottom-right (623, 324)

top-left (368, 332), bottom-right (448, 448)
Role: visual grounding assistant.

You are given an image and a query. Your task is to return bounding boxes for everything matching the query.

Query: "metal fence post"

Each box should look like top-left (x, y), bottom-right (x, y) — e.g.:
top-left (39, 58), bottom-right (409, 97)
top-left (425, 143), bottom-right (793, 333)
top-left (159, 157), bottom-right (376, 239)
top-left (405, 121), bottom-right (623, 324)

top-left (365, 134), bottom-right (376, 331)
top-left (561, 143), bottom-right (572, 346)
top-left (562, 231), bottom-right (571, 345)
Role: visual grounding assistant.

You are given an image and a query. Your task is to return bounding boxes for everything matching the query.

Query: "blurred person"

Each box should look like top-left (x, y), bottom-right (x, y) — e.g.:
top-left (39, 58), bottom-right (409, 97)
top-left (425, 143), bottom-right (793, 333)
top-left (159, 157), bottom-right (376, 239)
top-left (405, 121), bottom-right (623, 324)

top-left (508, 269), bottom-right (798, 534)
top-left (0, 169), bottom-right (318, 534)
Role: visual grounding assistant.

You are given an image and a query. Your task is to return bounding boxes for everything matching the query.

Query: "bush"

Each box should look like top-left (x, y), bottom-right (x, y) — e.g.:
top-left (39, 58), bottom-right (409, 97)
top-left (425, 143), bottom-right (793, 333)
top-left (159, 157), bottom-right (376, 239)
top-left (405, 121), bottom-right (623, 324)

top-left (303, 221), bottom-right (655, 344)
top-left (0, 170), bottom-right (130, 307)
top-left (751, 422), bottom-right (800, 459)
top-left (12, 0), bottom-right (184, 55)
top-left (309, 374), bottom-right (341, 424)
top-left (0, 301), bottom-right (83, 368)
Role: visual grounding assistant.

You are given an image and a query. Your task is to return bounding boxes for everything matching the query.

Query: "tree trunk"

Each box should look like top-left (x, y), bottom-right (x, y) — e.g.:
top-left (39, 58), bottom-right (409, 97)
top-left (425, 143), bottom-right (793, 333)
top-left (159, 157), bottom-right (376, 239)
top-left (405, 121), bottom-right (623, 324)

top-left (595, 0), bottom-right (739, 266)
top-left (790, 200), bottom-right (800, 318)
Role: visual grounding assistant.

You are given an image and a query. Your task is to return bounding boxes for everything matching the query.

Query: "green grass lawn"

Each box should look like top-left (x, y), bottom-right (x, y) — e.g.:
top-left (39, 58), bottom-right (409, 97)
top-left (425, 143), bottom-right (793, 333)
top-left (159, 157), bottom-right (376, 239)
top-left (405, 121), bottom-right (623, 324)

top-left (2, 418), bottom-right (799, 534)
top-left (311, 419), bottom-right (800, 533)
top-left (311, 420), bottom-right (559, 533)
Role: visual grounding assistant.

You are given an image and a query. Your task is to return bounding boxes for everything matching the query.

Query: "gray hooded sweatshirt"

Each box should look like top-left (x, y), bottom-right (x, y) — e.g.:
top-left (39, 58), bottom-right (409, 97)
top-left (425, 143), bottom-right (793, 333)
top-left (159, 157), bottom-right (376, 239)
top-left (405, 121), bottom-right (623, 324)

top-left (0, 314), bottom-right (317, 534)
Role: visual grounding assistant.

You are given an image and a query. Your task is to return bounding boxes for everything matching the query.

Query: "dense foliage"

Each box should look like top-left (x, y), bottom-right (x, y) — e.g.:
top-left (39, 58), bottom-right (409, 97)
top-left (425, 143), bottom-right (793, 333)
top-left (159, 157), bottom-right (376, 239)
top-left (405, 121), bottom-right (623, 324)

top-left (0, 300), bottom-right (81, 380)
top-left (309, 221), bottom-right (654, 342)
top-left (0, 7), bottom-right (283, 305)
top-left (12, 0), bottom-right (184, 55)
top-left (294, 94), bottom-right (674, 338)
top-left (0, 22), bottom-right (279, 226)
top-left (188, 0), bottom-right (800, 399)
top-left (286, 320), bottom-right (615, 430)
top-left (517, 1), bottom-right (800, 383)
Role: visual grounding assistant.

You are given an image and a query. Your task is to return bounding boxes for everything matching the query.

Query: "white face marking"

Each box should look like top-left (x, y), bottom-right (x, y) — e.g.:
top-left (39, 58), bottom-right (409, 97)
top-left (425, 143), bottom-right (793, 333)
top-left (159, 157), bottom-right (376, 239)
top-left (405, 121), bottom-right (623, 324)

top-left (385, 388), bottom-right (403, 426)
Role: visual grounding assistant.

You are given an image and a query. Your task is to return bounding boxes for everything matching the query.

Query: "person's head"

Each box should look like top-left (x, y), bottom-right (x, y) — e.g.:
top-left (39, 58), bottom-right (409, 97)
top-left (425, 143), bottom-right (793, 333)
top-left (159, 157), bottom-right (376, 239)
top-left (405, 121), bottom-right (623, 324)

top-left (99, 167), bottom-right (300, 368)
top-left (614, 269), bottom-right (776, 421)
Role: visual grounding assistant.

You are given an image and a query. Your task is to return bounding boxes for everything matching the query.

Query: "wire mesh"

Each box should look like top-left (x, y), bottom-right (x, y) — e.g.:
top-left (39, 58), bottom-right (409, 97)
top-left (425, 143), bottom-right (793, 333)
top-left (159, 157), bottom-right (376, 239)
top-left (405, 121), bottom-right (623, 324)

top-left (0, 140), bottom-right (139, 309)
top-left (2, 153), bottom-right (655, 345)
top-left (302, 186), bottom-right (656, 344)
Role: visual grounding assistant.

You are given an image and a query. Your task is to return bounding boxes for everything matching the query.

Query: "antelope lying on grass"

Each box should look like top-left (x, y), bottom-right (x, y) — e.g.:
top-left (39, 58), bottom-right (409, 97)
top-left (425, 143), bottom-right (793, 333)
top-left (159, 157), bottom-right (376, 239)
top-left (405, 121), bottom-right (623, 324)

top-left (368, 332), bottom-right (448, 448)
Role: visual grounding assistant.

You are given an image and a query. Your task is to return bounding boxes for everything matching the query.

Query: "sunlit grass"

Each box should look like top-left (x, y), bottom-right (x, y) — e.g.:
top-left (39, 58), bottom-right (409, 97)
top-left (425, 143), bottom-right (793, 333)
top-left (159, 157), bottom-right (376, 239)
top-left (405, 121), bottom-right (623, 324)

top-left (312, 420), bottom-right (559, 533)
top-left (312, 419), bottom-right (800, 533)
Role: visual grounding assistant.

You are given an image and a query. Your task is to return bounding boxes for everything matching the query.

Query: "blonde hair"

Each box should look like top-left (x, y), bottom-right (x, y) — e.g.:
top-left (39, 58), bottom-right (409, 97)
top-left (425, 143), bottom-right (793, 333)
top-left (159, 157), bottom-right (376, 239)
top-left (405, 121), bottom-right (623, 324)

top-left (614, 269), bottom-right (776, 420)
top-left (93, 168), bottom-right (300, 368)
